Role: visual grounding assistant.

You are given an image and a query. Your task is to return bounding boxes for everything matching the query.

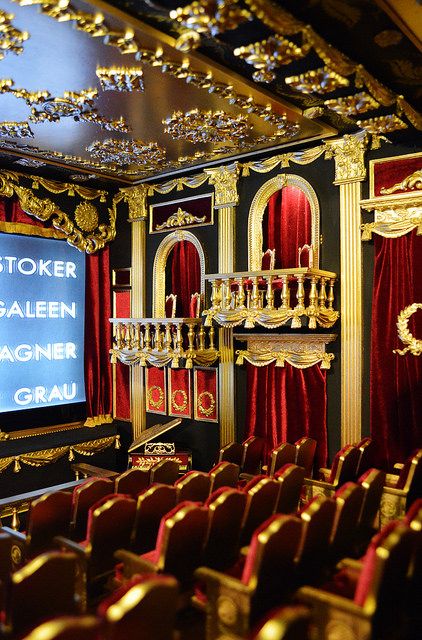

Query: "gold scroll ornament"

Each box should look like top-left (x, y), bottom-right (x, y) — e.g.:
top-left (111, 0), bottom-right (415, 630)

top-left (394, 303), bottom-right (422, 356)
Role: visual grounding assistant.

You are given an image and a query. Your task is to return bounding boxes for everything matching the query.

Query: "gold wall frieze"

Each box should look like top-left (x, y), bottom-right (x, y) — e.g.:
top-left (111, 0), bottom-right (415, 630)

top-left (394, 303), bottom-right (422, 357)
top-left (241, 144), bottom-right (326, 175)
top-left (0, 121), bottom-right (33, 138)
top-left (28, 174), bottom-right (107, 201)
top-left (155, 207), bottom-right (206, 230)
top-left (360, 200), bottom-right (422, 240)
top-left (96, 66), bottom-right (144, 92)
top-left (248, 173), bottom-right (320, 270)
top-left (380, 170), bottom-right (422, 195)
top-left (325, 133), bottom-right (368, 184)
top-left (0, 9), bottom-right (29, 59)
top-left (234, 333), bottom-right (337, 370)
top-left (148, 172), bottom-right (209, 196)
top-left (357, 114), bottom-right (407, 135)
top-left (0, 169), bottom-right (116, 253)
top-left (170, 0), bottom-right (251, 41)
top-left (233, 35), bottom-right (308, 84)
top-left (324, 92), bottom-right (380, 117)
top-left (286, 67), bottom-right (349, 95)
top-left (163, 109), bottom-right (251, 144)
top-left (87, 139), bottom-right (166, 168)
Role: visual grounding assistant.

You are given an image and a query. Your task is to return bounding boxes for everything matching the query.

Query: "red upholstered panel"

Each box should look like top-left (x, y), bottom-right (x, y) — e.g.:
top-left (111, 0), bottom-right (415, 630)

top-left (97, 574), bottom-right (156, 617)
top-left (372, 156), bottom-right (421, 197)
top-left (328, 445), bottom-right (353, 484)
top-left (205, 486), bottom-right (234, 506)
top-left (241, 515), bottom-right (281, 585)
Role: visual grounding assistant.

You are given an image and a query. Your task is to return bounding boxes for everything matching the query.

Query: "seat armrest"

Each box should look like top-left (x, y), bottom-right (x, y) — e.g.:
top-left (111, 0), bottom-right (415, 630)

top-left (296, 586), bottom-right (368, 618)
top-left (385, 473), bottom-right (400, 487)
top-left (318, 467), bottom-right (331, 481)
top-left (382, 486), bottom-right (406, 497)
top-left (54, 536), bottom-right (88, 559)
top-left (195, 566), bottom-right (252, 595)
top-left (114, 549), bottom-right (157, 577)
top-left (336, 558), bottom-right (363, 572)
top-left (238, 473), bottom-right (254, 482)
top-left (304, 478), bottom-right (335, 493)
top-left (393, 463), bottom-right (404, 471)
top-left (1, 526), bottom-right (26, 543)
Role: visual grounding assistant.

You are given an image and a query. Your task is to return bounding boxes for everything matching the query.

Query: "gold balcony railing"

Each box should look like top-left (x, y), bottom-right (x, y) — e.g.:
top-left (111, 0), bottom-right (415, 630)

top-left (109, 317), bottom-right (219, 368)
top-left (203, 268), bottom-right (339, 329)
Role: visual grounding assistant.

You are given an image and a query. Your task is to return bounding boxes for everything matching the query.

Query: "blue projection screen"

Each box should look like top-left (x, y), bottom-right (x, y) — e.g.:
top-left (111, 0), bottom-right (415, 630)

top-left (0, 234), bottom-right (86, 412)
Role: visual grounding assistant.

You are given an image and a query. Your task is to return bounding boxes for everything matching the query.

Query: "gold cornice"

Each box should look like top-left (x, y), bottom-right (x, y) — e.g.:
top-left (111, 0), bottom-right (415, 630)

top-left (0, 170), bottom-right (115, 254)
top-left (360, 191), bottom-right (422, 239)
top-left (205, 163), bottom-right (240, 207)
top-left (248, 173), bottom-right (320, 270)
top-left (234, 333), bottom-right (337, 369)
top-left (325, 134), bottom-right (368, 184)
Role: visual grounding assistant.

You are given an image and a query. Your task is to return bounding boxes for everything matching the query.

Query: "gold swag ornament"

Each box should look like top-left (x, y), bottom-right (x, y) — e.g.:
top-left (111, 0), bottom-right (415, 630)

top-left (394, 303), bottom-right (422, 356)
top-left (171, 389), bottom-right (188, 412)
top-left (197, 390), bottom-right (216, 417)
top-left (147, 385), bottom-right (165, 409)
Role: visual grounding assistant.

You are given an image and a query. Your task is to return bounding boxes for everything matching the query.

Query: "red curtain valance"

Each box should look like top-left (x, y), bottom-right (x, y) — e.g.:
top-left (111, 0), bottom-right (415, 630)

top-left (245, 362), bottom-right (327, 468)
top-left (0, 195), bottom-right (112, 425)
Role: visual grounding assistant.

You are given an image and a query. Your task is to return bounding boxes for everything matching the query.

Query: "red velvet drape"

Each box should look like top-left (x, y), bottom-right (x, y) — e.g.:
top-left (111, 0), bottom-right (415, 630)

top-left (245, 362), bottom-right (327, 468)
top-left (0, 196), bottom-right (113, 423)
top-left (171, 240), bottom-right (201, 317)
top-left (266, 186), bottom-right (312, 268)
top-left (370, 229), bottom-right (422, 468)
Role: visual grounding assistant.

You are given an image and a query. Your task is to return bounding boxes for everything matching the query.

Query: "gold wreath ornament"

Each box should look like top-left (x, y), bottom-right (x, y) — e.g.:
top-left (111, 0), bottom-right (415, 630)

top-left (171, 389), bottom-right (188, 412)
top-left (197, 390), bottom-right (216, 417)
top-left (393, 303), bottom-right (422, 356)
top-left (74, 202), bottom-right (99, 232)
top-left (147, 385), bottom-right (164, 409)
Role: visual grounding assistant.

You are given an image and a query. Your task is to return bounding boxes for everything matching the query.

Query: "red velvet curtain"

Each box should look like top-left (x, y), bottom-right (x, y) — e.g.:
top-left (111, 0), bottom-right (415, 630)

top-left (266, 186), bottom-right (312, 268)
top-left (245, 362), bottom-right (327, 468)
top-left (171, 240), bottom-right (201, 317)
top-left (370, 229), bottom-right (422, 468)
top-left (0, 195), bottom-right (113, 423)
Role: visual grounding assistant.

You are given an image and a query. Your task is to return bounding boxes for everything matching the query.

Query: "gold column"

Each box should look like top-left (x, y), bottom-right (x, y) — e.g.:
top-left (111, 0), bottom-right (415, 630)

top-left (122, 185), bottom-right (149, 439)
top-left (206, 163), bottom-right (240, 446)
top-left (327, 135), bottom-right (367, 446)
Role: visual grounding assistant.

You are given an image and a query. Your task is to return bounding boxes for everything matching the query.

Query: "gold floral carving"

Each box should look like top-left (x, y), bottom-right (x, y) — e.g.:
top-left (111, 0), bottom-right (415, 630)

top-left (120, 184), bottom-right (149, 222)
top-left (0, 170), bottom-right (116, 253)
top-left (324, 92), bottom-right (379, 117)
top-left (286, 67), bottom-right (349, 94)
top-left (87, 139), bottom-right (165, 168)
top-left (233, 36), bottom-right (307, 83)
top-left (147, 385), bottom-right (165, 409)
top-left (325, 133), bottom-right (368, 184)
top-left (205, 163), bottom-right (240, 207)
top-left (393, 303), bottom-right (422, 357)
top-left (0, 121), bottom-right (33, 138)
top-left (96, 66), bottom-right (144, 92)
top-left (234, 334), bottom-right (337, 370)
top-left (360, 193), bottom-right (422, 239)
top-left (74, 202), bottom-right (99, 232)
top-left (197, 390), bottom-right (216, 417)
top-left (171, 389), bottom-right (188, 412)
top-left (155, 207), bottom-right (206, 230)
top-left (0, 10), bottom-right (29, 59)
top-left (357, 114), bottom-right (407, 135)
top-left (163, 109), bottom-right (251, 144)
top-left (170, 0), bottom-right (251, 40)
top-left (380, 170), bottom-right (422, 195)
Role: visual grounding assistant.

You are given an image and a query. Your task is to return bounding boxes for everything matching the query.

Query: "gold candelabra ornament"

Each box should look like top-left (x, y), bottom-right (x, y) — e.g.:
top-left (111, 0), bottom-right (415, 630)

top-left (393, 303), bottom-right (422, 356)
top-left (163, 109), bottom-right (251, 144)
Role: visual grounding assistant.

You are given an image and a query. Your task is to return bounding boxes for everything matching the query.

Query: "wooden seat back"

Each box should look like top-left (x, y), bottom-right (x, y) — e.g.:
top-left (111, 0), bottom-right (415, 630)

top-left (21, 616), bottom-right (100, 640)
top-left (132, 484), bottom-right (178, 554)
top-left (330, 482), bottom-right (365, 559)
top-left (327, 445), bottom-right (360, 486)
top-left (358, 468), bottom-right (386, 534)
top-left (26, 491), bottom-right (73, 558)
top-left (241, 478), bottom-right (280, 544)
top-left (355, 437), bottom-right (376, 477)
top-left (252, 605), bottom-right (311, 640)
top-left (268, 443), bottom-right (296, 476)
top-left (296, 496), bottom-right (336, 570)
top-left (396, 449), bottom-right (422, 506)
top-left (204, 488), bottom-right (247, 570)
top-left (274, 464), bottom-right (305, 514)
top-left (209, 462), bottom-right (240, 491)
top-left (8, 551), bottom-right (79, 636)
top-left (98, 574), bottom-right (179, 640)
top-left (294, 438), bottom-right (317, 478)
top-left (71, 478), bottom-right (114, 541)
top-left (242, 436), bottom-right (265, 475)
top-left (175, 470), bottom-right (211, 503)
top-left (218, 442), bottom-right (243, 466)
top-left (115, 468), bottom-right (150, 497)
top-left (149, 460), bottom-right (180, 485)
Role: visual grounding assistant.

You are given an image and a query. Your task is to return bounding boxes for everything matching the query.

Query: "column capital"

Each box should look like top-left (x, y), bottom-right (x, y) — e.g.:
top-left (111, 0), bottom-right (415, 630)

top-left (205, 162), bottom-right (240, 208)
top-left (120, 184), bottom-right (149, 221)
top-left (326, 133), bottom-right (368, 185)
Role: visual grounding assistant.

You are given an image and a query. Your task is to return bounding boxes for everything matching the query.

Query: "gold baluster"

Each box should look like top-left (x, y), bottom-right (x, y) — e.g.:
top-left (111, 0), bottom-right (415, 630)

top-left (292, 274), bottom-right (305, 328)
top-left (237, 278), bottom-right (245, 308)
top-left (164, 324), bottom-right (172, 351)
top-left (209, 326), bottom-right (215, 350)
top-left (266, 275), bottom-right (274, 310)
top-left (225, 279), bottom-right (232, 309)
top-left (186, 321), bottom-right (195, 368)
top-left (115, 322), bottom-right (122, 349)
top-left (144, 323), bottom-right (151, 350)
top-left (308, 276), bottom-right (318, 329)
top-left (328, 278), bottom-right (335, 309)
top-left (155, 323), bottom-right (163, 351)
top-left (251, 277), bottom-right (260, 309)
top-left (319, 277), bottom-right (327, 308)
top-left (198, 323), bottom-right (206, 350)
top-left (11, 507), bottom-right (20, 531)
top-left (281, 275), bottom-right (290, 309)
top-left (175, 322), bottom-right (183, 353)
top-left (134, 323), bottom-right (141, 350)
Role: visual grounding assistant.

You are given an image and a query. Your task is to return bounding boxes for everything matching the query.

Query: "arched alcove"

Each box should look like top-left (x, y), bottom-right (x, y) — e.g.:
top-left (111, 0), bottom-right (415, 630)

top-left (248, 174), bottom-right (320, 270)
top-left (152, 230), bottom-right (206, 317)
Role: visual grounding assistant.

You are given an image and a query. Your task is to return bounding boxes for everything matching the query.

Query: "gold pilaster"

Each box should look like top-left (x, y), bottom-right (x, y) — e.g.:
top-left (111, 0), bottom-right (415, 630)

top-left (123, 184), bottom-right (149, 439)
top-left (206, 163), bottom-right (239, 445)
top-left (327, 134), bottom-right (367, 446)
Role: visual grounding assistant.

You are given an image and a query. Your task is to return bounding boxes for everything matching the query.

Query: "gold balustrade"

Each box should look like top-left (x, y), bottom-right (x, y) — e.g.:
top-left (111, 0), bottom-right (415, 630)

top-left (203, 268), bottom-right (339, 329)
top-left (109, 317), bottom-right (219, 368)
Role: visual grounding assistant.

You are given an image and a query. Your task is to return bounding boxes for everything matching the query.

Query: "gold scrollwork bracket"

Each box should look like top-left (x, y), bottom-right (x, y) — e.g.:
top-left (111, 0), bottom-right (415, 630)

top-left (393, 303), bottom-right (422, 356)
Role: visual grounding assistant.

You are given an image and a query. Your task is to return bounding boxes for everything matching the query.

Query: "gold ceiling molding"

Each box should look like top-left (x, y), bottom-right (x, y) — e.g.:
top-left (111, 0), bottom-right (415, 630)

top-left (0, 435), bottom-right (119, 474)
top-left (0, 9), bottom-right (29, 59)
top-left (163, 109), bottom-right (251, 144)
top-left (0, 170), bottom-right (116, 253)
top-left (170, 0), bottom-right (252, 40)
top-left (155, 207), bottom-right (206, 230)
top-left (381, 170), bottom-right (422, 195)
top-left (324, 92), bottom-right (380, 117)
top-left (356, 114), bottom-right (407, 135)
top-left (14, 157), bottom-right (45, 167)
top-left (394, 303), bottom-right (422, 357)
top-left (0, 121), bottom-right (33, 138)
top-left (233, 35), bottom-right (308, 84)
top-left (87, 139), bottom-right (166, 169)
top-left (285, 67), bottom-right (350, 94)
top-left (360, 192), bottom-right (422, 239)
top-left (96, 66), bottom-right (144, 92)
top-left (234, 333), bottom-right (337, 370)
